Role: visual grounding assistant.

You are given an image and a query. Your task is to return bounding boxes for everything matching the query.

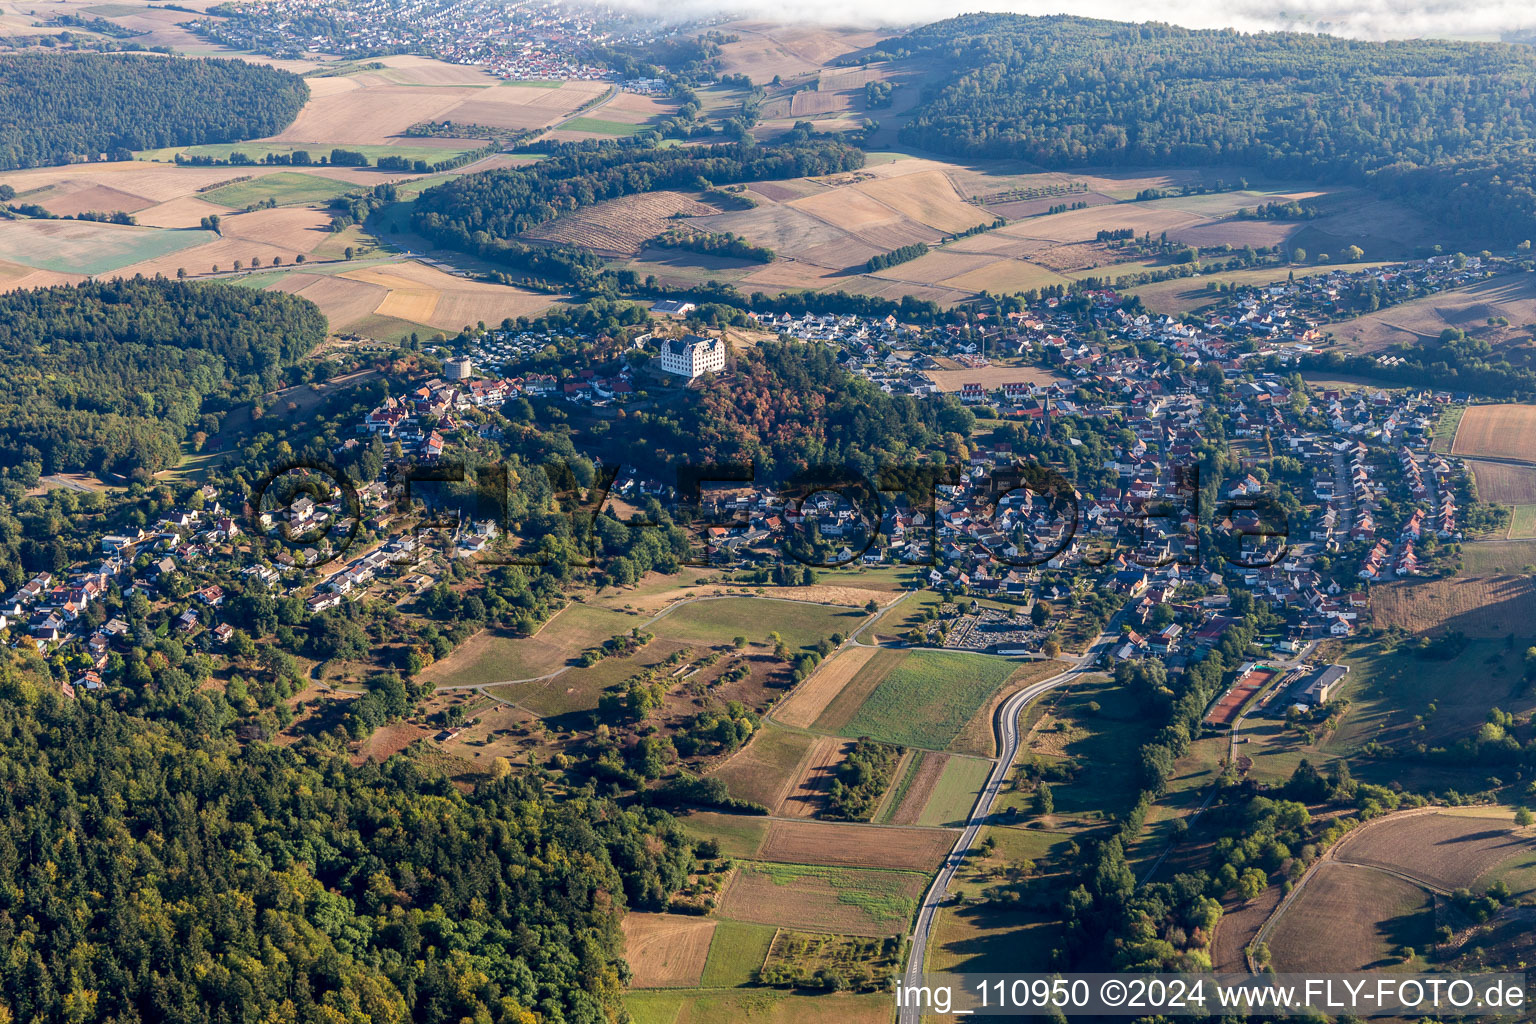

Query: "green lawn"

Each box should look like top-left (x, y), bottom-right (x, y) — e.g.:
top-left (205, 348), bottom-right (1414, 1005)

top-left (697, 920), bottom-right (777, 988)
top-left (839, 650), bottom-right (1023, 750)
top-left (1509, 504), bottom-right (1536, 538)
top-left (676, 812), bottom-right (769, 859)
top-left (653, 598), bottom-right (857, 651)
top-left (917, 755), bottom-right (992, 827)
top-left (201, 171), bottom-right (357, 208)
top-left (1431, 404), bottom-right (1466, 453)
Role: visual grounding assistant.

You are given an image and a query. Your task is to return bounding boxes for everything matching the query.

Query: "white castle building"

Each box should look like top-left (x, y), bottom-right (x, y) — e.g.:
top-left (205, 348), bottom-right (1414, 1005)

top-left (658, 334), bottom-right (725, 380)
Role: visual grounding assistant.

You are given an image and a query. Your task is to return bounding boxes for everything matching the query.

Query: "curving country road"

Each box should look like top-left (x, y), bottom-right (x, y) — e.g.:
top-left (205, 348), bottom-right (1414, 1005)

top-left (897, 624), bottom-right (1121, 1024)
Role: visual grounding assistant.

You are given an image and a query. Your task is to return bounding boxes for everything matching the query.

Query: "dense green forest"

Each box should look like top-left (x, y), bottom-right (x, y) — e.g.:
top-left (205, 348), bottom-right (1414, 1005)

top-left (0, 53), bottom-right (307, 169)
top-left (0, 280), bottom-right (324, 479)
top-left (888, 15), bottom-right (1536, 242)
top-left (0, 658), bottom-right (692, 1024)
top-left (410, 139), bottom-right (863, 281)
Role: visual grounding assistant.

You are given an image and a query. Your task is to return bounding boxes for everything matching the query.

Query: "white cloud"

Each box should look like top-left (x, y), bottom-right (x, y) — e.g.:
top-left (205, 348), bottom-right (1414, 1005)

top-left (589, 0), bottom-right (1536, 41)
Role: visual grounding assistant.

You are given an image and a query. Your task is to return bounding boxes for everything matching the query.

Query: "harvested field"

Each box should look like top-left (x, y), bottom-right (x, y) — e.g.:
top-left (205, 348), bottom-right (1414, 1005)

top-left (1462, 540), bottom-right (1536, 575)
top-left (758, 819), bottom-right (952, 872)
top-left (135, 196), bottom-right (234, 229)
top-left (774, 646), bottom-right (877, 729)
top-left (1469, 460), bottom-right (1536, 504)
top-left (834, 275), bottom-right (969, 306)
top-left (789, 89), bottom-right (851, 116)
top-left (854, 170), bottom-right (991, 234)
top-left (738, 261), bottom-right (847, 291)
top-left (621, 913), bottom-right (716, 988)
top-left (1212, 886), bottom-right (1283, 973)
top-left (883, 750), bottom-right (946, 826)
top-left (1336, 812), bottom-right (1531, 891)
top-left (1371, 574), bottom-right (1536, 636)
top-left (691, 204), bottom-right (852, 262)
top-left (277, 274), bottom-right (389, 332)
top-left (716, 22), bottom-right (889, 82)
top-left (938, 257), bottom-right (1071, 294)
top-left (776, 735), bottom-right (851, 818)
top-left (922, 364), bottom-right (1064, 393)
top-left (339, 261), bottom-right (554, 330)
top-left (710, 724), bottom-right (816, 811)
top-left (271, 84), bottom-right (478, 144)
top-left (32, 181), bottom-right (156, 217)
top-left (868, 249), bottom-right (993, 285)
top-left (1335, 275), bottom-right (1536, 354)
top-left (718, 861), bottom-right (926, 937)
top-left (524, 191), bottom-right (721, 256)
top-left (369, 55), bottom-right (501, 86)
top-left (1453, 404), bottom-right (1536, 462)
top-left (789, 187), bottom-right (908, 233)
top-left (1002, 204), bottom-right (1201, 244)
top-left (218, 206), bottom-right (335, 251)
top-left (1268, 862), bottom-right (1435, 972)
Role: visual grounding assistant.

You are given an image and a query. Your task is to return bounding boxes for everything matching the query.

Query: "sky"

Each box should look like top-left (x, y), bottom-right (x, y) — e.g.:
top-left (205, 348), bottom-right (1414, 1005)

top-left (595, 0), bottom-right (1536, 41)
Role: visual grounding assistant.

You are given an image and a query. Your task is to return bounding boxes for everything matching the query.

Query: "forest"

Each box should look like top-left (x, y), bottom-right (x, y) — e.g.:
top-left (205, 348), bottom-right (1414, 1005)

top-left (0, 655), bottom-right (693, 1024)
top-left (0, 280), bottom-right (325, 479)
top-left (0, 53), bottom-right (307, 169)
top-left (888, 14), bottom-right (1536, 243)
top-left (410, 138), bottom-right (863, 279)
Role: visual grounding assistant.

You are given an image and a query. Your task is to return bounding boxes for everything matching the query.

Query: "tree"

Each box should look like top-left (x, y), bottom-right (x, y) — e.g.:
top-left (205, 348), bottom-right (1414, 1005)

top-left (1342, 244), bottom-right (1365, 261)
top-left (491, 756), bottom-right (513, 780)
top-left (344, 246), bottom-right (355, 260)
top-left (1291, 247), bottom-right (1307, 264)
top-left (1033, 782), bottom-right (1054, 815)
top-left (1237, 867), bottom-right (1268, 901)
top-left (1516, 806), bottom-right (1533, 827)
top-left (1043, 638), bottom-right (1061, 658)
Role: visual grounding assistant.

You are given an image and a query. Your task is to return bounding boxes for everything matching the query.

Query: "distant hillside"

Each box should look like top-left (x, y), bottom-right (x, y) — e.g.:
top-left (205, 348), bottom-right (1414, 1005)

top-left (0, 53), bottom-right (308, 170)
top-left (883, 14), bottom-right (1536, 244)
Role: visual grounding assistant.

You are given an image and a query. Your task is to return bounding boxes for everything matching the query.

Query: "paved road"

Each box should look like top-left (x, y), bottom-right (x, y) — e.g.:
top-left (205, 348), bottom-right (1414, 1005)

top-left (898, 626), bottom-right (1120, 1024)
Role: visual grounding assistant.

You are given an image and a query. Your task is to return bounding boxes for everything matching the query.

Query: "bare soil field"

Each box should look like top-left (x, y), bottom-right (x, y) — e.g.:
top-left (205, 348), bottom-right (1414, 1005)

top-left (788, 188), bottom-right (908, 233)
top-left (621, 913), bottom-right (716, 988)
top-left (834, 275), bottom-right (970, 306)
top-left (1371, 575), bottom-right (1536, 636)
top-left (524, 191), bottom-right (721, 256)
top-left (1211, 886), bottom-right (1283, 973)
top-left (1002, 204), bottom-right (1202, 245)
top-left (1453, 404), bottom-right (1536, 462)
top-left (776, 735), bottom-right (852, 818)
top-left (758, 819), bottom-right (953, 872)
top-left (32, 181), bottom-right (157, 217)
top-left (692, 204), bottom-right (857, 263)
top-left (789, 90), bottom-right (852, 116)
top-left (1469, 460), bottom-right (1536, 504)
top-left (718, 861), bottom-right (925, 937)
top-left (1268, 862), bottom-right (1434, 972)
top-left (1337, 276), bottom-right (1536, 354)
top-left (1336, 812), bottom-right (1529, 891)
top-left (774, 646), bottom-right (877, 728)
top-left (738, 261), bottom-right (847, 290)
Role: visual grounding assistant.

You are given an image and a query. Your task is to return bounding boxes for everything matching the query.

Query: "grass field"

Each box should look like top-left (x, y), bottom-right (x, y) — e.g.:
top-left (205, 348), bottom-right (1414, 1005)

top-left (697, 919), bottom-right (777, 989)
top-left (710, 723), bottom-right (817, 810)
top-left (837, 650), bottom-right (1030, 751)
top-left (1453, 405), bottom-right (1536, 462)
top-left (201, 171), bottom-right (357, 208)
top-left (625, 990), bottom-right (890, 1024)
top-left (1269, 862), bottom-right (1435, 972)
top-left (562, 116), bottom-right (646, 136)
top-left (1461, 540), bottom-right (1536, 575)
top-left (1508, 505), bottom-right (1536, 539)
top-left (677, 812), bottom-right (770, 859)
top-left (1431, 404), bottom-right (1466, 453)
top-left (915, 755), bottom-right (991, 827)
top-left (1370, 575), bottom-right (1536, 636)
top-left (422, 602), bottom-right (641, 686)
top-left (718, 861), bottom-right (925, 937)
top-left (0, 219), bottom-right (215, 275)
top-left (653, 598), bottom-right (856, 652)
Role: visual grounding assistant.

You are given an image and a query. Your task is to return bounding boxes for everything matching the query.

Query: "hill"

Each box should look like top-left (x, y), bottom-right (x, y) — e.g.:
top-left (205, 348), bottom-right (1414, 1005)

top-left (0, 53), bottom-right (308, 170)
